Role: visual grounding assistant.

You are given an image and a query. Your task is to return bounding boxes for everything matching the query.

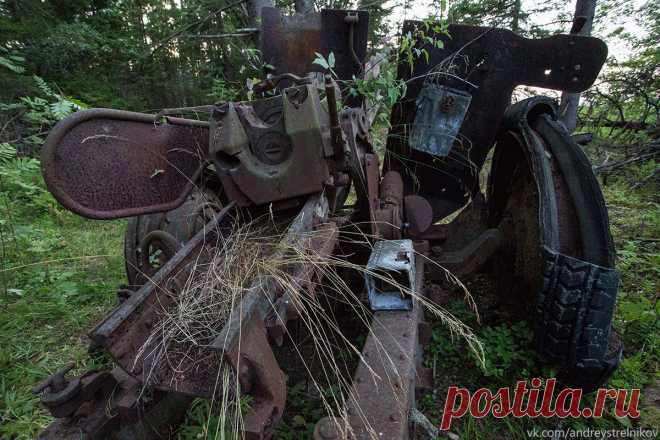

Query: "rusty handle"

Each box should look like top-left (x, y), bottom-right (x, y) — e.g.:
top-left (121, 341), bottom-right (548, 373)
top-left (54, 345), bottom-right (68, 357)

top-left (344, 12), bottom-right (361, 69)
top-left (32, 362), bottom-right (76, 394)
top-left (253, 73), bottom-right (308, 94)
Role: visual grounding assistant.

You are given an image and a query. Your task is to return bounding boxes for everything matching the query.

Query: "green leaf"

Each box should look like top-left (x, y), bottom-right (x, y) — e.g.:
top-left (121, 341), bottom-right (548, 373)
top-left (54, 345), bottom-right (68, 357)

top-left (50, 100), bottom-right (74, 120)
top-left (312, 52), bottom-right (329, 70)
top-left (327, 52), bottom-right (335, 69)
top-left (0, 143), bottom-right (16, 162)
top-left (33, 76), bottom-right (57, 98)
top-left (0, 56), bottom-right (24, 73)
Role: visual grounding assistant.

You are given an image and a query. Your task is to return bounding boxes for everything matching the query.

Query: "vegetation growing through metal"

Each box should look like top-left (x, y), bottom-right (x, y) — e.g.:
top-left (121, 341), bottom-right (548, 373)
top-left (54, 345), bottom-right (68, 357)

top-left (0, 0), bottom-right (657, 438)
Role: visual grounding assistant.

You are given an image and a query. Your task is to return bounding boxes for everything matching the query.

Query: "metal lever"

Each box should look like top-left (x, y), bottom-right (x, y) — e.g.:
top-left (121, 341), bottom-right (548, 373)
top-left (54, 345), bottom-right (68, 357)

top-left (32, 362), bottom-right (76, 395)
top-left (344, 12), bottom-right (361, 68)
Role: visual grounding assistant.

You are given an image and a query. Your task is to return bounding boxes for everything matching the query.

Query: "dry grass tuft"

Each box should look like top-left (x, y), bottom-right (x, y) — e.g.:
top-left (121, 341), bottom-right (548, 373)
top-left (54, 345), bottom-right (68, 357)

top-left (134, 211), bottom-right (483, 439)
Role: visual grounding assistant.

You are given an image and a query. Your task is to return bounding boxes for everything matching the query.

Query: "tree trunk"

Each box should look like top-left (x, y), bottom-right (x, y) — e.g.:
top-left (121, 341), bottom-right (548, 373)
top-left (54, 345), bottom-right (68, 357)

top-left (511, 0), bottom-right (522, 33)
top-left (294, 0), bottom-right (314, 14)
top-left (559, 0), bottom-right (597, 133)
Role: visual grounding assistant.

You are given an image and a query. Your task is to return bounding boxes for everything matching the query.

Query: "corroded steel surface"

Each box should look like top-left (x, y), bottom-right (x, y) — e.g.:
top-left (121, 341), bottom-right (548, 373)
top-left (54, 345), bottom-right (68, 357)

top-left (345, 252), bottom-right (425, 439)
top-left (210, 86), bottom-right (330, 206)
top-left (37, 368), bottom-right (191, 440)
top-left (91, 203), bottom-right (236, 390)
top-left (386, 23), bottom-right (608, 221)
top-left (260, 8), bottom-right (368, 101)
top-left (42, 109), bottom-right (209, 219)
top-left (91, 195), bottom-right (333, 438)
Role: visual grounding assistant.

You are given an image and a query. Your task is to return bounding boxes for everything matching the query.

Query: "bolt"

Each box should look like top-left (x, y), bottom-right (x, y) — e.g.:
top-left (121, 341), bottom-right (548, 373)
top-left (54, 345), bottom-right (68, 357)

top-left (440, 95), bottom-right (455, 112)
top-left (316, 417), bottom-right (340, 439)
top-left (344, 13), bottom-right (359, 24)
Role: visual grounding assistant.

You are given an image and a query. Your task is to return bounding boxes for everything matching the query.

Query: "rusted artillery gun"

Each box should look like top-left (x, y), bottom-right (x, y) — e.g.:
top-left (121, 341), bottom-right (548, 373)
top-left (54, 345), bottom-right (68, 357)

top-left (35, 7), bottom-right (620, 439)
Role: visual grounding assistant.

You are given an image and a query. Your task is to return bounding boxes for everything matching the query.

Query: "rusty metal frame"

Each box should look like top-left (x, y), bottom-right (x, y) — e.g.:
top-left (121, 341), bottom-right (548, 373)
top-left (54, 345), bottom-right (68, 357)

top-left (85, 195), bottom-right (335, 439)
top-left (343, 242), bottom-right (427, 440)
top-left (385, 23), bottom-right (608, 221)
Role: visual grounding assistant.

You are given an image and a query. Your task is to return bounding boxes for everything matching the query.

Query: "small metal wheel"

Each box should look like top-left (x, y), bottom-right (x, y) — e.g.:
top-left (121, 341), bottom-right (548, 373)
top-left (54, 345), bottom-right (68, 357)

top-left (124, 187), bottom-right (223, 287)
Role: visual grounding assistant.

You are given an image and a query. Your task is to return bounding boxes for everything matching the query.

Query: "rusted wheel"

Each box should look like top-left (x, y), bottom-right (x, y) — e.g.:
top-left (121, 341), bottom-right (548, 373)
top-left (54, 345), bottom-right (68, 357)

top-left (137, 230), bottom-right (181, 281)
top-left (488, 98), bottom-right (621, 392)
top-left (124, 187), bottom-right (223, 287)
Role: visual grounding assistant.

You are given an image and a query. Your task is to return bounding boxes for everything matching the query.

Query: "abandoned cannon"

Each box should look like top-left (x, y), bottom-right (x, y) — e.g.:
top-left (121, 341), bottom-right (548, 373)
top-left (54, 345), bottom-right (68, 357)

top-left (34, 7), bottom-right (620, 439)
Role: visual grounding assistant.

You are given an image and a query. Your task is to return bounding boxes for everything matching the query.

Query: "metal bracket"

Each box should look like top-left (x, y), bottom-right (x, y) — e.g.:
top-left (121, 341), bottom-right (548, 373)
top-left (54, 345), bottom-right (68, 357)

top-left (409, 83), bottom-right (472, 157)
top-left (365, 239), bottom-right (416, 311)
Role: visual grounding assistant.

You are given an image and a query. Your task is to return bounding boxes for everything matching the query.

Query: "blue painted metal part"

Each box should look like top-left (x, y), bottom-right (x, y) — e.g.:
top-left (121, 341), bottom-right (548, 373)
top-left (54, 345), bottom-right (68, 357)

top-left (365, 239), bottom-right (416, 311)
top-left (409, 84), bottom-right (472, 157)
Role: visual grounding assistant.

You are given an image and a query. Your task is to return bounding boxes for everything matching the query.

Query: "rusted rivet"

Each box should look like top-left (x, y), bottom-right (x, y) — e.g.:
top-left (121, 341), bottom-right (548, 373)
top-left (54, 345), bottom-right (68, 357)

top-left (315, 416), bottom-right (341, 440)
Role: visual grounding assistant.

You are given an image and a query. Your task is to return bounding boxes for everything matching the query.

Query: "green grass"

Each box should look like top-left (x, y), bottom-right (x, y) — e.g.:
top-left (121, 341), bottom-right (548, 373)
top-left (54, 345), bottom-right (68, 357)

top-left (0, 162), bottom-right (657, 439)
top-left (0, 168), bottom-right (124, 439)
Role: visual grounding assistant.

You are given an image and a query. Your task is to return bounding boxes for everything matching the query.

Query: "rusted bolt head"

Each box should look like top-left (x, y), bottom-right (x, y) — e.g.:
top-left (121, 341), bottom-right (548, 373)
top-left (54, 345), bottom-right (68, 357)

top-left (344, 13), bottom-right (359, 24)
top-left (238, 362), bottom-right (253, 393)
top-left (314, 416), bottom-right (342, 440)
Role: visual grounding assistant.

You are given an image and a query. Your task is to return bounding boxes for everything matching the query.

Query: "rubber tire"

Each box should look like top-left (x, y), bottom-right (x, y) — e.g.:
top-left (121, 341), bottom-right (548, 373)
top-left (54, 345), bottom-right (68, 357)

top-left (489, 98), bottom-right (621, 392)
top-left (538, 247), bottom-right (622, 392)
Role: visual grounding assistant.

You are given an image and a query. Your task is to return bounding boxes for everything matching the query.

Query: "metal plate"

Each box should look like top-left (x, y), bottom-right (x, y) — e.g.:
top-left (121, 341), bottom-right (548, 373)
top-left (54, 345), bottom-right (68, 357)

top-left (260, 8), bottom-right (368, 106)
top-left (385, 23), bottom-right (608, 221)
top-left (365, 239), bottom-right (416, 311)
top-left (42, 109), bottom-right (209, 219)
top-left (346, 254), bottom-right (425, 439)
top-left (409, 84), bottom-right (472, 156)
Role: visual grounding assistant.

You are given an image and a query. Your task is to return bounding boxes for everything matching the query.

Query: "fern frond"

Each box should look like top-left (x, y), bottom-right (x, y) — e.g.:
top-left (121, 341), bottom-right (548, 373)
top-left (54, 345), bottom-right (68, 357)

top-left (33, 75), bottom-right (57, 98)
top-left (0, 143), bottom-right (16, 163)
